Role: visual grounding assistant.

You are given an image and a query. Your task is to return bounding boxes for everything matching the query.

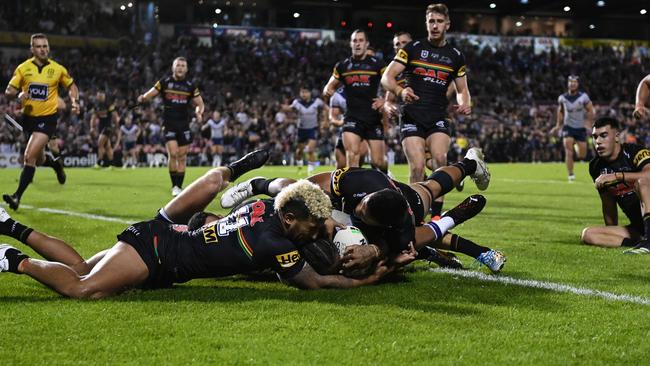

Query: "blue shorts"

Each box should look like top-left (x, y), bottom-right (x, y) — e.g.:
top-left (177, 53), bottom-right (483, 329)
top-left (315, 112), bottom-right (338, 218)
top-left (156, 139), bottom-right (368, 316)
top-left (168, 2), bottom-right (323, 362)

top-left (211, 137), bottom-right (223, 145)
top-left (562, 126), bottom-right (587, 142)
top-left (297, 128), bottom-right (318, 143)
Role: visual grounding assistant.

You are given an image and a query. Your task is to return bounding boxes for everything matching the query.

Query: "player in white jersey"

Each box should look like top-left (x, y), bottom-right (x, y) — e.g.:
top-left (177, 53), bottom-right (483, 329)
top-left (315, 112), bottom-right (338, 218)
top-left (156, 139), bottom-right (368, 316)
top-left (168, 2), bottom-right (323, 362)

top-left (551, 75), bottom-right (595, 181)
top-left (282, 87), bottom-right (327, 173)
top-left (329, 88), bottom-right (369, 169)
top-left (202, 110), bottom-right (227, 167)
top-left (120, 114), bottom-right (141, 168)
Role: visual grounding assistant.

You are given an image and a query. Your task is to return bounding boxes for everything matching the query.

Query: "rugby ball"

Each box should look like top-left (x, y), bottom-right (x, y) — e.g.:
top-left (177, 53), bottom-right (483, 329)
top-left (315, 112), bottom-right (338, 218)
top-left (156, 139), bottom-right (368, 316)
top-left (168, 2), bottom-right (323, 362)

top-left (333, 226), bottom-right (367, 255)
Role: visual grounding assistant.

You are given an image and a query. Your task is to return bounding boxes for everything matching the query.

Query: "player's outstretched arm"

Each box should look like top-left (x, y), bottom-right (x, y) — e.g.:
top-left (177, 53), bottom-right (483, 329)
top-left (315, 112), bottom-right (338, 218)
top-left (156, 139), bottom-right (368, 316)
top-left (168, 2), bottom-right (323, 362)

top-left (634, 75), bottom-right (650, 120)
top-left (287, 261), bottom-right (391, 289)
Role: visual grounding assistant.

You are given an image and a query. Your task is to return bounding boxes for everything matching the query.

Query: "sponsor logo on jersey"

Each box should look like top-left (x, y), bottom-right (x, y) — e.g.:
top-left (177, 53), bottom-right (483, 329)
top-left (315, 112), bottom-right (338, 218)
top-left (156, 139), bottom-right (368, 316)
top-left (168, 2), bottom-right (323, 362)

top-left (27, 83), bottom-right (48, 101)
top-left (633, 149), bottom-right (650, 167)
top-left (202, 222), bottom-right (219, 244)
top-left (276, 250), bottom-right (301, 268)
top-left (413, 68), bottom-right (449, 85)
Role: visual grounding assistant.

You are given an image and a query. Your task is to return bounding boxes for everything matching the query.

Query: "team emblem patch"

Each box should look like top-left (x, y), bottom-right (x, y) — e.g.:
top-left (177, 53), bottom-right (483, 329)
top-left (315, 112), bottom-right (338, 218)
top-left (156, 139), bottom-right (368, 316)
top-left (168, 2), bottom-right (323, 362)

top-left (421, 50), bottom-right (429, 59)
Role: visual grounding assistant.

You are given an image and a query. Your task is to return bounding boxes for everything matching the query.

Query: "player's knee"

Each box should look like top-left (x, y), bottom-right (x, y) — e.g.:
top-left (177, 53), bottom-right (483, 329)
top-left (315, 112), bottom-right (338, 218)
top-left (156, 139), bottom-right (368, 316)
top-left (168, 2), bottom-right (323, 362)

top-left (432, 152), bottom-right (446, 167)
top-left (580, 227), bottom-right (595, 245)
top-left (410, 166), bottom-right (425, 180)
top-left (62, 282), bottom-right (102, 299)
top-left (635, 177), bottom-right (650, 192)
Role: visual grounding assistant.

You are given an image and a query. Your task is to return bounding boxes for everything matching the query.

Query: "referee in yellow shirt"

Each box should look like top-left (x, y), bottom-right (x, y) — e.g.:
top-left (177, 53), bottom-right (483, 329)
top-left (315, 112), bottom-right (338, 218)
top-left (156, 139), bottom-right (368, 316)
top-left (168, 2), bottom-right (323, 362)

top-left (3, 33), bottom-right (79, 210)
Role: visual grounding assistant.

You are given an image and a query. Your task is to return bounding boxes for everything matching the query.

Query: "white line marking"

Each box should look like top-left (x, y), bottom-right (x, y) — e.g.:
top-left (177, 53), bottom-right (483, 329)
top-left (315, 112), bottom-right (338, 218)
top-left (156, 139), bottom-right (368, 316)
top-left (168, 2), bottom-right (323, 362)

top-left (7, 204), bottom-right (649, 305)
top-left (430, 267), bottom-right (650, 305)
top-left (498, 178), bottom-right (591, 185)
top-left (6, 204), bottom-right (132, 224)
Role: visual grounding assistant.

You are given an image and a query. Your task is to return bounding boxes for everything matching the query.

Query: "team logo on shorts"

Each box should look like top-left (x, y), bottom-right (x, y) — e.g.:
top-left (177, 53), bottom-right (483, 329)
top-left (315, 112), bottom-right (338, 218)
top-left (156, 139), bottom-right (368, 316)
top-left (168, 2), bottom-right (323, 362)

top-left (401, 124), bottom-right (417, 133)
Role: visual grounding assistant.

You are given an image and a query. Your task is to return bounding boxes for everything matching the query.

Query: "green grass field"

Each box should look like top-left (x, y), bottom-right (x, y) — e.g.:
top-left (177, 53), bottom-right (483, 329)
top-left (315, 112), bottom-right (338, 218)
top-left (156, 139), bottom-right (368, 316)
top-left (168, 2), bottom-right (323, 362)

top-left (1, 163), bottom-right (649, 365)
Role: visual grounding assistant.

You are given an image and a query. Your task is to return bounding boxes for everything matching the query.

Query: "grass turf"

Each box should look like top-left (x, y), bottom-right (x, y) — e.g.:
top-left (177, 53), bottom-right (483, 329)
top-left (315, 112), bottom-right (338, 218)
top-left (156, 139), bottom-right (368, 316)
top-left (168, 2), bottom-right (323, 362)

top-left (1, 162), bottom-right (649, 365)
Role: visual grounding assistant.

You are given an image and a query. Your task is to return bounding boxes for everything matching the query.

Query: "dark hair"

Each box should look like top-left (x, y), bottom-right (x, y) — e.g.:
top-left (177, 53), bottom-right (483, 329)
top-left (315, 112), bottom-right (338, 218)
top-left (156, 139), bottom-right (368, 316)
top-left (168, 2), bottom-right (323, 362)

top-left (351, 29), bottom-right (368, 40)
top-left (279, 199), bottom-right (312, 220)
top-left (188, 211), bottom-right (216, 231)
top-left (366, 189), bottom-right (408, 228)
top-left (426, 3), bottom-right (449, 18)
top-left (593, 117), bottom-right (620, 130)
top-left (30, 33), bottom-right (48, 46)
top-left (393, 31), bottom-right (412, 39)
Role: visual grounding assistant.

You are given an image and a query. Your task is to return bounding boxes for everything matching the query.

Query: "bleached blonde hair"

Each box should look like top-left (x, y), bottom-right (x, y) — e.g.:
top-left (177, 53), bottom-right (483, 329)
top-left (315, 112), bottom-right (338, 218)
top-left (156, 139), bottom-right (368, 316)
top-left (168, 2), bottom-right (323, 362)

top-left (274, 180), bottom-right (332, 220)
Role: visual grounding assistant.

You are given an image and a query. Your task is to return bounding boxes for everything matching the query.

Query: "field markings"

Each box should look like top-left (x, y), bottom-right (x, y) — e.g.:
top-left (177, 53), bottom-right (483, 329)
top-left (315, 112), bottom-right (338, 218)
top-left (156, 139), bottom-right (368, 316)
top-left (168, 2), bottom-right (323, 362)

top-left (6, 203), bottom-right (649, 305)
top-left (8, 204), bottom-right (132, 224)
top-left (430, 267), bottom-right (650, 305)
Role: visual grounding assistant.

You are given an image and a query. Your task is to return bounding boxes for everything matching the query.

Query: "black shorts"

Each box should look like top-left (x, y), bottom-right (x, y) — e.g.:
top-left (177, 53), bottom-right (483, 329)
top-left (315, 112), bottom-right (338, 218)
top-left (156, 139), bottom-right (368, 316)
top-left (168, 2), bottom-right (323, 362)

top-left (395, 181), bottom-right (425, 225)
top-left (163, 122), bottom-right (192, 146)
top-left (335, 134), bottom-right (345, 152)
top-left (342, 119), bottom-right (384, 140)
top-left (116, 221), bottom-right (176, 289)
top-left (297, 128), bottom-right (318, 144)
top-left (23, 113), bottom-right (58, 139)
top-left (562, 126), bottom-right (587, 142)
top-left (98, 120), bottom-right (113, 137)
top-left (400, 115), bottom-right (451, 141)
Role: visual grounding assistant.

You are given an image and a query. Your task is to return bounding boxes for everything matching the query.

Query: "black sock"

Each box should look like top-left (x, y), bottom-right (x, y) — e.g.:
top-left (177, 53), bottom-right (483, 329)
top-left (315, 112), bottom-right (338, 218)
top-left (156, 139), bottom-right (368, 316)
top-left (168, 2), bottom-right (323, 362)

top-left (169, 171), bottom-right (177, 187)
top-left (0, 216), bottom-right (33, 244)
top-left (15, 165), bottom-right (36, 198)
top-left (177, 172), bottom-right (185, 188)
top-left (621, 237), bottom-right (636, 247)
top-left (453, 158), bottom-right (477, 177)
top-left (251, 178), bottom-right (276, 195)
top-left (449, 233), bottom-right (490, 259)
top-left (643, 213), bottom-right (650, 240)
top-left (43, 154), bottom-right (54, 168)
top-left (430, 200), bottom-right (444, 217)
top-left (2, 246), bottom-right (29, 273)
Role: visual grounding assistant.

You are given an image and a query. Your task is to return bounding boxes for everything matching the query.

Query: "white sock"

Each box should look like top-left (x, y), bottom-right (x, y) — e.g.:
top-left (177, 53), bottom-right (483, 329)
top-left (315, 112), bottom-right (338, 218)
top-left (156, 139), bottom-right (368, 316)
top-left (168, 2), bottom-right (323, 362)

top-left (425, 216), bottom-right (456, 240)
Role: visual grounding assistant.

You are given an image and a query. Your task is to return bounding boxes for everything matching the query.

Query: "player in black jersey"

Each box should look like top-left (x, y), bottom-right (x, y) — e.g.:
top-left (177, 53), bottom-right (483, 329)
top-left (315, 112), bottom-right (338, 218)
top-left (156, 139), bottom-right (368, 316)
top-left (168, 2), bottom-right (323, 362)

top-left (382, 4), bottom-right (472, 188)
top-left (0, 150), bottom-right (391, 298)
top-left (323, 30), bottom-right (388, 173)
top-left (90, 91), bottom-right (119, 168)
top-left (220, 148), bottom-right (505, 272)
top-left (581, 117), bottom-right (650, 253)
top-left (137, 57), bottom-right (205, 196)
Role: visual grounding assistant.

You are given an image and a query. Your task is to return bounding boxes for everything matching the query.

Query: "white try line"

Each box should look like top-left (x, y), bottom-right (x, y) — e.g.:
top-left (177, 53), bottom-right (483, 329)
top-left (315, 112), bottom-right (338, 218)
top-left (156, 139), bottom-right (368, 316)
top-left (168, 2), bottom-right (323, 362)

top-left (6, 203), bottom-right (649, 305)
top-left (5, 204), bottom-right (132, 224)
top-left (498, 178), bottom-right (591, 185)
top-left (430, 267), bottom-right (650, 306)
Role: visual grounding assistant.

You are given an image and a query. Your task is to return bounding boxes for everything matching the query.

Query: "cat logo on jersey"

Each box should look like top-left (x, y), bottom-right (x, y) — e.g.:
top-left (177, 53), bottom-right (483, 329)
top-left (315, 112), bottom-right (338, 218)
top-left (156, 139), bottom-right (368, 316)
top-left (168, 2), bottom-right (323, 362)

top-left (331, 167), bottom-right (349, 197)
top-left (633, 149), bottom-right (650, 167)
top-left (202, 222), bottom-right (219, 244)
top-left (276, 250), bottom-right (301, 268)
top-left (395, 49), bottom-right (408, 64)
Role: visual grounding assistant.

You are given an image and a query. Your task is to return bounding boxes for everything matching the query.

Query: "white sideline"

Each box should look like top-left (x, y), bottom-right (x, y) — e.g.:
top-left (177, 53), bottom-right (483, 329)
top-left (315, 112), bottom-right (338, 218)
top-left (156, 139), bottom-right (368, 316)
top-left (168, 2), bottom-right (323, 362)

top-left (5, 203), bottom-right (650, 305)
top-left (430, 267), bottom-right (650, 306)
top-left (9, 204), bottom-right (132, 224)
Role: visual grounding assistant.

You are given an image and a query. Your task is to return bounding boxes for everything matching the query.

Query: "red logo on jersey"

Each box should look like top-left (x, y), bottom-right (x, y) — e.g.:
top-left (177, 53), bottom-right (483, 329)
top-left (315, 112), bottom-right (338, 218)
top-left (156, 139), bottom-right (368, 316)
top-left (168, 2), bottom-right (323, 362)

top-left (250, 201), bottom-right (265, 226)
top-left (413, 68), bottom-right (449, 82)
top-left (345, 75), bottom-right (371, 85)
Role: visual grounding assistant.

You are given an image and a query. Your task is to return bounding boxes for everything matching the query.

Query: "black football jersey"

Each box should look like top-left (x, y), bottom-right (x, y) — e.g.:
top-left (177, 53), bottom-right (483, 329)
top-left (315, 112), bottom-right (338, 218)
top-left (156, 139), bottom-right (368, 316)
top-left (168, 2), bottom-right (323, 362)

top-left (589, 143), bottom-right (650, 226)
top-left (393, 39), bottom-right (466, 123)
top-left (154, 75), bottom-right (200, 122)
top-left (332, 56), bottom-right (385, 125)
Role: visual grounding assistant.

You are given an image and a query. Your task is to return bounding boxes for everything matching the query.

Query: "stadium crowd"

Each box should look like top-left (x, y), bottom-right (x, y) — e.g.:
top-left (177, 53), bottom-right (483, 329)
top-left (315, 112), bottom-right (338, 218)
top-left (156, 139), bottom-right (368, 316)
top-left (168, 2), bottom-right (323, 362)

top-left (0, 33), bottom-right (648, 167)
